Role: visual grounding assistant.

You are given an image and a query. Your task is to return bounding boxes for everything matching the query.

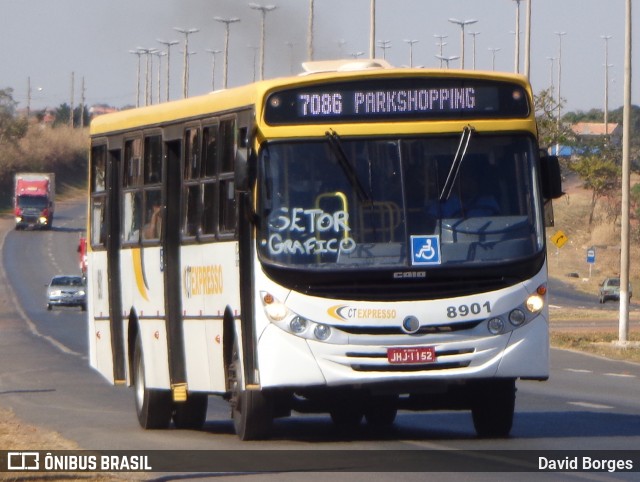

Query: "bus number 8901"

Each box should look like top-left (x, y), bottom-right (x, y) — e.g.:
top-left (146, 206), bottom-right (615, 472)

top-left (446, 301), bottom-right (492, 319)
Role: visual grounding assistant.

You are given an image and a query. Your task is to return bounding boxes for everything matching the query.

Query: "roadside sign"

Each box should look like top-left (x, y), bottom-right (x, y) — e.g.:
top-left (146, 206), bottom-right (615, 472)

top-left (551, 230), bottom-right (568, 248)
top-left (587, 248), bottom-right (596, 264)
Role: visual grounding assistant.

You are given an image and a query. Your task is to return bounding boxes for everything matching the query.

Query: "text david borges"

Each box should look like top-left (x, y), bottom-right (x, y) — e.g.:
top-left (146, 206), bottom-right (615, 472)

top-left (539, 456), bottom-right (633, 473)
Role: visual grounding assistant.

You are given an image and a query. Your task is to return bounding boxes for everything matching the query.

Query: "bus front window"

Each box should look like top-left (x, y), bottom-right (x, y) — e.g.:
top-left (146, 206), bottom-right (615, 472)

top-left (257, 135), bottom-right (543, 270)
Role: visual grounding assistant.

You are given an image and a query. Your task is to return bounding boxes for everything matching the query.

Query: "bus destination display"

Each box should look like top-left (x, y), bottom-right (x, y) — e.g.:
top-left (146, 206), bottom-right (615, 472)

top-left (265, 77), bottom-right (529, 124)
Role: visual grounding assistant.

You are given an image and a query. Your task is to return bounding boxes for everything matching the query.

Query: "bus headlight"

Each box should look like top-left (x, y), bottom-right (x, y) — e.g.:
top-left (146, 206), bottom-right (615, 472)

top-left (313, 324), bottom-right (331, 341)
top-left (262, 292), bottom-right (289, 322)
top-left (508, 309), bottom-right (526, 327)
top-left (526, 294), bottom-right (544, 313)
top-left (290, 316), bottom-right (308, 334)
top-left (487, 317), bottom-right (505, 335)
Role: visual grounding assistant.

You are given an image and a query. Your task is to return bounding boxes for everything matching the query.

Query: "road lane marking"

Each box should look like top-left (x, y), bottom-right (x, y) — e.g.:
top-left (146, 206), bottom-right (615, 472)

top-left (568, 401), bottom-right (613, 410)
top-left (564, 368), bottom-right (592, 373)
top-left (604, 372), bottom-right (636, 378)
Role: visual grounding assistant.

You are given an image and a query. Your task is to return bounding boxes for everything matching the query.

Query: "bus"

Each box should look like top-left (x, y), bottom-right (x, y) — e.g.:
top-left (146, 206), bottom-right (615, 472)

top-left (87, 59), bottom-right (563, 440)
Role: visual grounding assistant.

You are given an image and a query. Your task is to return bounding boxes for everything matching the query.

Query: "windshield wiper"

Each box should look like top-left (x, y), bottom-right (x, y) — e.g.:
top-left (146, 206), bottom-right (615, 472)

top-left (325, 129), bottom-right (371, 203)
top-left (439, 125), bottom-right (474, 201)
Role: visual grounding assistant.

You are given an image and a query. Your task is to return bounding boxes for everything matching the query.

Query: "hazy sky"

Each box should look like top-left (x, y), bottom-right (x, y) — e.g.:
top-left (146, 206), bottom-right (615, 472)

top-left (0, 0), bottom-right (635, 114)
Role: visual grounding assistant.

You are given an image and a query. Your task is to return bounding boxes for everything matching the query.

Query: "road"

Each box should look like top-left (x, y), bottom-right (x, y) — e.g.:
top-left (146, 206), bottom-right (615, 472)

top-left (0, 200), bottom-right (639, 480)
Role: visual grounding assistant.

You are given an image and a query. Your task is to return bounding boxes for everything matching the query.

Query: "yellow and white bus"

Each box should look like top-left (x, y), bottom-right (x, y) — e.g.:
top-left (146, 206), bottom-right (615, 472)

top-left (87, 60), bottom-right (563, 440)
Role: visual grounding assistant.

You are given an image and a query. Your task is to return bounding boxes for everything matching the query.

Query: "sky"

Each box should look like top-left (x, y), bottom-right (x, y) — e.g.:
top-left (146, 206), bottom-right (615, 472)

top-left (0, 0), bottom-right (636, 114)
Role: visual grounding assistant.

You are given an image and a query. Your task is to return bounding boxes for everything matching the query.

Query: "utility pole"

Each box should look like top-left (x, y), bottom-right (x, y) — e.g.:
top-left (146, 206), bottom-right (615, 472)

top-left (69, 71), bottom-right (74, 128)
top-left (619, 0), bottom-right (632, 344)
top-left (80, 76), bottom-right (86, 128)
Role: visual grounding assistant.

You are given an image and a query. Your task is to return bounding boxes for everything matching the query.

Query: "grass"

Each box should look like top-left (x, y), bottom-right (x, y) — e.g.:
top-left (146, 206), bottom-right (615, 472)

top-left (550, 331), bottom-right (640, 363)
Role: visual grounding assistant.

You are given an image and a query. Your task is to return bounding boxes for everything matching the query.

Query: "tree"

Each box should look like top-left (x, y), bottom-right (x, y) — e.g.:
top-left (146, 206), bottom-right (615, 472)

top-left (0, 88), bottom-right (28, 145)
top-left (534, 87), bottom-right (574, 151)
top-left (571, 150), bottom-right (620, 226)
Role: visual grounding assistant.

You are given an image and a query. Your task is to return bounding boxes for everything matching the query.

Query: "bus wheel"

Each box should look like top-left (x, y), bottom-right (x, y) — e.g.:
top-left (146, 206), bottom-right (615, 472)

top-left (364, 395), bottom-right (398, 427)
top-left (133, 335), bottom-right (172, 429)
top-left (471, 379), bottom-right (516, 438)
top-left (229, 343), bottom-right (273, 440)
top-left (173, 393), bottom-right (208, 430)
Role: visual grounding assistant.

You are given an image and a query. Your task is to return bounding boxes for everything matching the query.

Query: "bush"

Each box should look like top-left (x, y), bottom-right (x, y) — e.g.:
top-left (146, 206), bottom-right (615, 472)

top-left (0, 125), bottom-right (88, 210)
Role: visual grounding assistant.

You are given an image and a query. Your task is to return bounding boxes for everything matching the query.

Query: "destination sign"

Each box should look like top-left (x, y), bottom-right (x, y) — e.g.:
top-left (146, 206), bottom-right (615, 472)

top-left (264, 77), bottom-right (530, 125)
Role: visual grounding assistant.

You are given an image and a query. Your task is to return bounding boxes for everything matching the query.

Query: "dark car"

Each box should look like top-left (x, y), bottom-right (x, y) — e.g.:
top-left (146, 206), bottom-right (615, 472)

top-left (599, 277), bottom-right (632, 304)
top-left (46, 275), bottom-right (86, 311)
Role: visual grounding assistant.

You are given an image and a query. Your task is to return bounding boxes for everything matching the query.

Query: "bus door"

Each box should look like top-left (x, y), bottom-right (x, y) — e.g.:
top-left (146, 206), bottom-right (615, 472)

top-left (106, 148), bottom-right (125, 383)
top-left (163, 140), bottom-right (187, 399)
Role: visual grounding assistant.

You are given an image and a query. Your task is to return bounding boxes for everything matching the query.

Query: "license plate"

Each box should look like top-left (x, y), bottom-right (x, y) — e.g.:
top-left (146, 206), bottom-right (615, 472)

top-left (387, 346), bottom-right (437, 364)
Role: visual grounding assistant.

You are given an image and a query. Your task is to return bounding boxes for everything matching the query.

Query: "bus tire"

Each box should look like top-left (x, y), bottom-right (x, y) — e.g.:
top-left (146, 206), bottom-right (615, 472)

top-left (229, 342), bottom-right (273, 440)
top-left (471, 379), bottom-right (516, 438)
top-left (173, 393), bottom-right (208, 430)
top-left (133, 335), bottom-right (172, 429)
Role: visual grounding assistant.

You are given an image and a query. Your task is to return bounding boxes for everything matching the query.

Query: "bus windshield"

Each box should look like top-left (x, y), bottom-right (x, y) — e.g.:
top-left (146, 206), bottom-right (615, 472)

top-left (257, 133), bottom-right (543, 270)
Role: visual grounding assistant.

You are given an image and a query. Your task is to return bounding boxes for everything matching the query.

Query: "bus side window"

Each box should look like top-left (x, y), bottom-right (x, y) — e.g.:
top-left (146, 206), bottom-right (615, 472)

top-left (123, 191), bottom-right (142, 243)
top-left (219, 119), bottom-right (236, 234)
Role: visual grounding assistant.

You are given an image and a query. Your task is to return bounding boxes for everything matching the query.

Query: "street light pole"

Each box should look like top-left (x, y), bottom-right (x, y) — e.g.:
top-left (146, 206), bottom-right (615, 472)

top-left (215, 17), bottom-right (241, 89)
top-left (434, 34), bottom-right (448, 68)
top-left (602, 35), bottom-right (613, 135)
top-left (369, 0), bottom-right (376, 58)
top-left (154, 50), bottom-right (166, 104)
top-left (129, 49), bottom-right (144, 107)
top-left (174, 27), bottom-right (199, 98)
top-left (157, 39), bottom-right (178, 102)
top-left (448, 18), bottom-right (478, 69)
top-left (206, 48), bottom-right (222, 91)
top-left (307, 0), bottom-right (314, 61)
top-left (377, 40), bottom-right (391, 60)
top-left (524, 0), bottom-right (532, 78)
top-left (468, 31), bottom-right (480, 70)
top-left (404, 39), bottom-right (419, 67)
top-left (512, 0), bottom-right (522, 73)
top-left (555, 31), bottom-right (567, 154)
top-left (249, 3), bottom-right (277, 81)
top-left (488, 47), bottom-right (501, 71)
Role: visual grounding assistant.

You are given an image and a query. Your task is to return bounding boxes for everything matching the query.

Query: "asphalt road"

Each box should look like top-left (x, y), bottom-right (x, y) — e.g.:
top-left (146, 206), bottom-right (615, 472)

top-left (1, 201), bottom-right (640, 480)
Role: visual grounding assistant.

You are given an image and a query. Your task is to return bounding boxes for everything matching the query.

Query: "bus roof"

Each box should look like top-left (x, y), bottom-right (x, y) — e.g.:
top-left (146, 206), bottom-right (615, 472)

top-left (89, 65), bottom-right (532, 137)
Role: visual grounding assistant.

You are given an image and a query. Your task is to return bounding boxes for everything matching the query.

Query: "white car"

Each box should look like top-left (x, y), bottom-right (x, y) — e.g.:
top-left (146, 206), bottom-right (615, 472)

top-left (46, 275), bottom-right (86, 311)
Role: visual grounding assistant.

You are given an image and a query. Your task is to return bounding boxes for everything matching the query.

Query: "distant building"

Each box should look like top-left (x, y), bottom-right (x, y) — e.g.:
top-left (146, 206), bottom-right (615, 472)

top-left (571, 122), bottom-right (622, 146)
top-left (89, 105), bottom-right (118, 118)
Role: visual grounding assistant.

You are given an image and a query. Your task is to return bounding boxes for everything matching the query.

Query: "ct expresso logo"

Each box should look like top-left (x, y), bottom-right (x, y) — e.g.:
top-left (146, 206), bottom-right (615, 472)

top-left (183, 265), bottom-right (223, 298)
top-left (327, 305), bottom-right (397, 322)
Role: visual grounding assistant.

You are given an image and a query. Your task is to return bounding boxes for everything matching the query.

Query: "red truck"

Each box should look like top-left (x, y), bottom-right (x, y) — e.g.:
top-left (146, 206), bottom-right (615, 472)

top-left (14, 173), bottom-right (56, 230)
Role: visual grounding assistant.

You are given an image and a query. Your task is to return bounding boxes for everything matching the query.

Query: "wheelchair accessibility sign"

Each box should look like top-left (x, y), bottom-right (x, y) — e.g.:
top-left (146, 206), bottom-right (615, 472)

top-left (411, 235), bottom-right (441, 265)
